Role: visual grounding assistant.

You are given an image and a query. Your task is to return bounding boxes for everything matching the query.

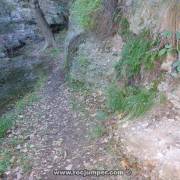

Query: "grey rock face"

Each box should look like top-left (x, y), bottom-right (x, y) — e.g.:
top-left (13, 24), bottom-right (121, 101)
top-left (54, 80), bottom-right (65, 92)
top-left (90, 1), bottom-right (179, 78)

top-left (39, 0), bottom-right (68, 26)
top-left (0, 0), bottom-right (69, 56)
top-left (0, 0), bottom-right (37, 55)
top-left (0, 0), bottom-right (70, 113)
top-left (0, 54), bottom-right (52, 114)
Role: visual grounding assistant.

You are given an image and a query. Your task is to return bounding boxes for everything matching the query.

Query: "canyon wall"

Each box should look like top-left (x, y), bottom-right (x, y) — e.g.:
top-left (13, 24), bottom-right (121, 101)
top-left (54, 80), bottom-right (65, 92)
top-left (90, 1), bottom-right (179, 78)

top-left (123, 0), bottom-right (180, 34)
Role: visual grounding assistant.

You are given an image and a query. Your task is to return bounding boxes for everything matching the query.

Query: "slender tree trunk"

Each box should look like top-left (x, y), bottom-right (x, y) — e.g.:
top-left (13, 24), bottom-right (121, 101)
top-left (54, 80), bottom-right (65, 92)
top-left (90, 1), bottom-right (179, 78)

top-left (31, 0), bottom-right (56, 48)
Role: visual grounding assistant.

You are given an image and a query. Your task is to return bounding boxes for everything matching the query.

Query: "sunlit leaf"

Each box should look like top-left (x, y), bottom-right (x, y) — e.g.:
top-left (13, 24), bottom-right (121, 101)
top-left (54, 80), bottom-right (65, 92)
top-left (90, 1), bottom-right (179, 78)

top-left (176, 31), bottom-right (180, 40)
top-left (162, 31), bottom-right (173, 38)
top-left (165, 44), bottom-right (172, 49)
top-left (158, 48), bottom-right (167, 56)
top-left (172, 60), bottom-right (180, 68)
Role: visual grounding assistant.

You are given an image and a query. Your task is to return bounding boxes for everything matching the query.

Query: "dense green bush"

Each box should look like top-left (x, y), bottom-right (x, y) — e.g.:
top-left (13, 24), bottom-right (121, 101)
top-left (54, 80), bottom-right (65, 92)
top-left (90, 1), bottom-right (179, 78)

top-left (107, 84), bottom-right (156, 117)
top-left (115, 34), bottom-right (159, 80)
top-left (71, 0), bottom-right (102, 29)
top-left (107, 30), bottom-right (164, 118)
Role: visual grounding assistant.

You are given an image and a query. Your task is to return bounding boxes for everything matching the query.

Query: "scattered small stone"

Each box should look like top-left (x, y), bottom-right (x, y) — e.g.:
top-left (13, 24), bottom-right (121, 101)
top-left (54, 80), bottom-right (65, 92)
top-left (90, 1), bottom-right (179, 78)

top-left (16, 144), bottom-right (21, 150)
top-left (24, 135), bottom-right (30, 141)
top-left (21, 148), bottom-right (28, 153)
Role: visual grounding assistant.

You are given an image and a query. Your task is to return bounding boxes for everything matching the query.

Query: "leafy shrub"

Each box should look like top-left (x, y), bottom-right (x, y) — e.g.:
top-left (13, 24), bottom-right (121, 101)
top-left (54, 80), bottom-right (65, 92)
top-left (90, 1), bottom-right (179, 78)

top-left (172, 60), bottom-right (180, 73)
top-left (107, 84), bottom-right (156, 117)
top-left (158, 44), bottom-right (174, 57)
top-left (115, 34), bottom-right (159, 79)
top-left (116, 17), bottom-right (132, 40)
top-left (160, 30), bottom-right (180, 74)
top-left (71, 0), bottom-right (102, 29)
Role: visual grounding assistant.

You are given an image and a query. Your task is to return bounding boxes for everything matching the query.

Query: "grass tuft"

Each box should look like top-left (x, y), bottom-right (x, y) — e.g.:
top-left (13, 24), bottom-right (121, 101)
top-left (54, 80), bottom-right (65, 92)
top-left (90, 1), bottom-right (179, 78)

top-left (115, 34), bottom-right (159, 80)
top-left (89, 124), bottom-right (106, 139)
top-left (107, 84), bottom-right (157, 117)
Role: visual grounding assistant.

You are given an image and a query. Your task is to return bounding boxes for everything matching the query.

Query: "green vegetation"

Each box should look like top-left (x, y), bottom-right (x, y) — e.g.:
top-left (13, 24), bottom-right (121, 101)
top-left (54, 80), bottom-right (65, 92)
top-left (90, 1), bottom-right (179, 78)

top-left (107, 84), bottom-right (157, 117)
top-left (19, 156), bottom-right (32, 173)
top-left (70, 95), bottom-right (86, 112)
top-left (172, 60), bottom-right (180, 73)
top-left (78, 55), bottom-right (90, 67)
top-left (89, 124), bottom-right (106, 139)
top-left (67, 77), bottom-right (87, 91)
top-left (159, 93), bottom-right (167, 104)
top-left (46, 47), bottom-right (61, 59)
top-left (160, 30), bottom-right (180, 73)
top-left (118, 18), bottom-right (131, 38)
top-left (0, 151), bottom-right (12, 175)
top-left (158, 44), bottom-right (175, 57)
top-left (0, 113), bottom-right (15, 139)
top-left (71, 0), bottom-right (102, 29)
top-left (0, 73), bottom-right (46, 138)
top-left (115, 16), bottom-right (131, 40)
top-left (9, 137), bottom-right (25, 148)
top-left (96, 110), bottom-right (108, 121)
top-left (106, 29), bottom-right (176, 118)
top-left (0, 137), bottom-right (32, 176)
top-left (113, 9), bottom-right (132, 40)
top-left (0, 73), bottom-right (46, 174)
top-left (0, 143), bottom-right (32, 176)
top-left (67, 55), bottom-right (90, 91)
top-left (115, 33), bottom-right (159, 80)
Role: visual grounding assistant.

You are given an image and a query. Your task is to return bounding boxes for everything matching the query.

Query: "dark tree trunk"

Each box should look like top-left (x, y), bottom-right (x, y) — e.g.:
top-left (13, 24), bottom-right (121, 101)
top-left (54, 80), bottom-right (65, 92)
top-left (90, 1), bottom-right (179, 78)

top-left (31, 0), bottom-right (56, 48)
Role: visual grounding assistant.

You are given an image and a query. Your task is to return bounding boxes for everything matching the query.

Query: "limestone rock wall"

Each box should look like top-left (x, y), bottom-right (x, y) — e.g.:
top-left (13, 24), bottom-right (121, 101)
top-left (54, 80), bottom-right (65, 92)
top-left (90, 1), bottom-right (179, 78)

top-left (0, 0), bottom-right (69, 57)
top-left (123, 0), bottom-right (180, 34)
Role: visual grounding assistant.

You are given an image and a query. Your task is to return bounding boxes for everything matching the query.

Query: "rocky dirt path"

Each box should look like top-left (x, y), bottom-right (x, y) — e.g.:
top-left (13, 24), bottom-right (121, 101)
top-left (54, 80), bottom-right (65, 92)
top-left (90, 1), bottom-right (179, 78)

top-left (1, 35), bottom-right (130, 180)
top-left (2, 31), bottom-right (180, 180)
top-left (4, 64), bottom-right (122, 180)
